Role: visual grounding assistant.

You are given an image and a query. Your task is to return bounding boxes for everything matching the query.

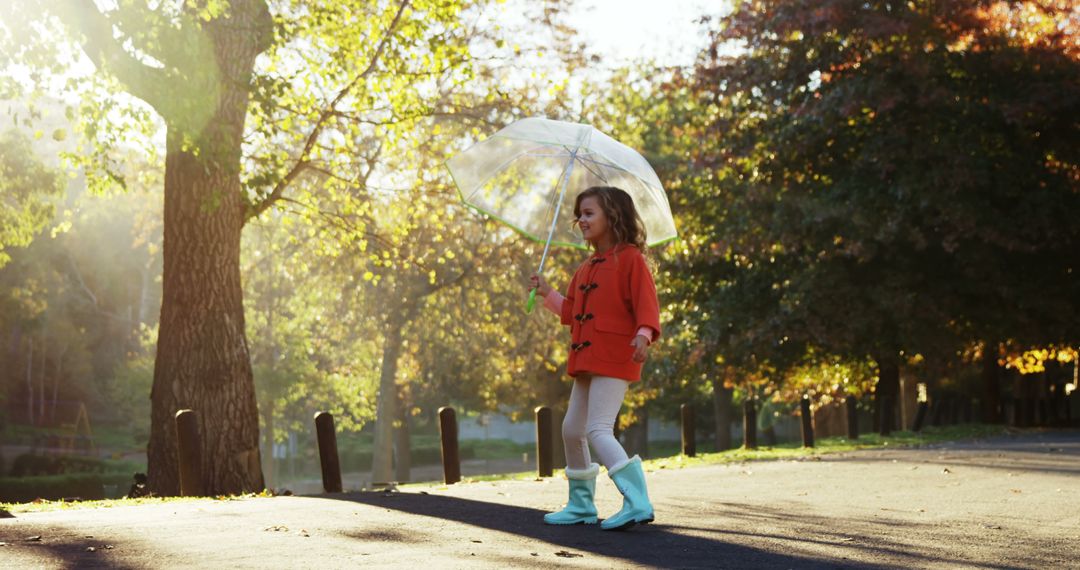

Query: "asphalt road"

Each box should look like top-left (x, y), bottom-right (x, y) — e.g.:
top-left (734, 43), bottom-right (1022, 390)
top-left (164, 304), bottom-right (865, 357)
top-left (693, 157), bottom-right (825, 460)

top-left (2, 429), bottom-right (1078, 569)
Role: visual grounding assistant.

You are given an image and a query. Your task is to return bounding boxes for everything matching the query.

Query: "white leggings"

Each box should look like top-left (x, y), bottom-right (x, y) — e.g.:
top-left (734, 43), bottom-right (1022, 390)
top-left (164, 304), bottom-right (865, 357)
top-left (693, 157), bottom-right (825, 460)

top-left (562, 375), bottom-right (631, 471)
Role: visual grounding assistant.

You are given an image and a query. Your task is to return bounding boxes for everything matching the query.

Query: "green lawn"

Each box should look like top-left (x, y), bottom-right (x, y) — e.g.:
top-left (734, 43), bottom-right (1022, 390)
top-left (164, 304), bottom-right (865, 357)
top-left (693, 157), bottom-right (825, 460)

top-left (415, 423), bottom-right (1015, 486)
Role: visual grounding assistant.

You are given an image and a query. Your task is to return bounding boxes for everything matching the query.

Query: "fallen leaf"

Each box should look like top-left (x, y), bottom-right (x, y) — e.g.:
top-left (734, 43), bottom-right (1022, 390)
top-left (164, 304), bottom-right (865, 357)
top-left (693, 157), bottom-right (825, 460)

top-left (555, 550), bottom-right (583, 558)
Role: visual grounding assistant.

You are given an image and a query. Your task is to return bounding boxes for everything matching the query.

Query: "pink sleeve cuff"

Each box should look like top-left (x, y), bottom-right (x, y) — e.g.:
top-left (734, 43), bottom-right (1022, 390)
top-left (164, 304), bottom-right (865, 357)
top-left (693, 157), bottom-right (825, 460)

top-left (636, 326), bottom-right (657, 344)
top-left (543, 290), bottom-right (565, 315)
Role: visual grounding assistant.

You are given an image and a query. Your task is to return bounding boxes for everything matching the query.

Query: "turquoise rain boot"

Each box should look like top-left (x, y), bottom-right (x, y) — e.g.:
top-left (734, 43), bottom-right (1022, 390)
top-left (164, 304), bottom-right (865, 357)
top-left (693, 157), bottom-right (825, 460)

top-left (543, 463), bottom-right (599, 525)
top-left (601, 456), bottom-right (654, 530)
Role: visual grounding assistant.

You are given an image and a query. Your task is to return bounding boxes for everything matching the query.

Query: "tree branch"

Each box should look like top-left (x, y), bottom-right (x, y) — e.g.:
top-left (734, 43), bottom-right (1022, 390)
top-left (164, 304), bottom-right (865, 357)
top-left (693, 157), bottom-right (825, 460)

top-left (245, 0), bottom-right (413, 222)
top-left (52, 0), bottom-right (171, 115)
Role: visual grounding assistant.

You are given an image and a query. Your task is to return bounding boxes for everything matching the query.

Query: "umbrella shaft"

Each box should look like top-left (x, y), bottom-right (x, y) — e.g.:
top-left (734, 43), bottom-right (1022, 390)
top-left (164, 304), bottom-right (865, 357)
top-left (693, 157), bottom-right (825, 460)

top-left (537, 149), bottom-right (577, 276)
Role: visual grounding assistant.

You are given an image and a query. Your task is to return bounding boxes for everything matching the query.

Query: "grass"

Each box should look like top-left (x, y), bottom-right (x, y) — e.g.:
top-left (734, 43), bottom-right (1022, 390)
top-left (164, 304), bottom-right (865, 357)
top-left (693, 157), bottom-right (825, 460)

top-left (408, 423), bottom-right (1015, 488)
top-left (1, 490), bottom-right (275, 514)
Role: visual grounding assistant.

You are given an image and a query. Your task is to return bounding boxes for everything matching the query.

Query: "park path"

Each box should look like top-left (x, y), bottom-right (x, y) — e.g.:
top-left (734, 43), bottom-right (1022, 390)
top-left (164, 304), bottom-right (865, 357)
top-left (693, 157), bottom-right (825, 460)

top-left (1, 430), bottom-right (1077, 569)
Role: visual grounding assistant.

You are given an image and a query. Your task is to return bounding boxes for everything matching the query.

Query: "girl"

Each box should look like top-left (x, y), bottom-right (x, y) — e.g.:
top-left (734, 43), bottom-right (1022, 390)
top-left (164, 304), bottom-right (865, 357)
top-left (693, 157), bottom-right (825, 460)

top-left (530, 186), bottom-right (660, 531)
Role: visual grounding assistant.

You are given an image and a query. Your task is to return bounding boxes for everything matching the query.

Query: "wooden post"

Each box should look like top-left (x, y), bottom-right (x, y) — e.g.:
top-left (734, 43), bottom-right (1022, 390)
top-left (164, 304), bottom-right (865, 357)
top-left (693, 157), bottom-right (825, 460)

top-left (680, 404), bottom-right (696, 457)
top-left (799, 395), bottom-right (814, 448)
top-left (314, 412), bottom-right (342, 493)
top-left (846, 397), bottom-right (859, 439)
top-left (742, 399), bottom-right (757, 450)
top-left (912, 401), bottom-right (929, 432)
top-left (174, 409), bottom-right (204, 497)
top-left (437, 406), bottom-right (460, 484)
top-left (535, 406), bottom-right (553, 477)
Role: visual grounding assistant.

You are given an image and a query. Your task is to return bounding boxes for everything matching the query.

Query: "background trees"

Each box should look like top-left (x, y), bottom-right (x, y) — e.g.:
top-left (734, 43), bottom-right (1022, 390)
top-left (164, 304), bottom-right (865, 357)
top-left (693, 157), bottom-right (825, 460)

top-left (667, 0), bottom-right (1079, 427)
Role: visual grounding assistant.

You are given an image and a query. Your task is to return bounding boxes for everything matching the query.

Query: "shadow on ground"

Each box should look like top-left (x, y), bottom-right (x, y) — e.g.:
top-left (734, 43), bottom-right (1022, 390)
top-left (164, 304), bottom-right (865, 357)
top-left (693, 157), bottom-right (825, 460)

top-left (321, 490), bottom-right (939, 569)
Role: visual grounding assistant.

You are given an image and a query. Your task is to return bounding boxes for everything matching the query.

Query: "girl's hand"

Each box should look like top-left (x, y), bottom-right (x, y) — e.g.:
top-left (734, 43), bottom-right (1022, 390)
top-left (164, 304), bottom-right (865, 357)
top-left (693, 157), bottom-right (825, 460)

top-left (530, 274), bottom-right (553, 298)
top-left (630, 335), bottom-right (650, 363)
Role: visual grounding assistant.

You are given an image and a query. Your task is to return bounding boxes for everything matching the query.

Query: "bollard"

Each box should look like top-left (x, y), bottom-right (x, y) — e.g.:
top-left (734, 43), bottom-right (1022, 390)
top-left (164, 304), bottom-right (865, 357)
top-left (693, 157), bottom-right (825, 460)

top-left (742, 399), bottom-right (757, 450)
top-left (680, 404), bottom-right (696, 457)
top-left (314, 412), bottom-right (343, 493)
top-left (845, 397), bottom-right (859, 439)
top-left (437, 406), bottom-right (461, 484)
top-left (175, 409), bottom-right (204, 497)
top-left (535, 406), bottom-right (553, 478)
top-left (912, 401), bottom-right (929, 432)
top-left (800, 395), bottom-right (814, 448)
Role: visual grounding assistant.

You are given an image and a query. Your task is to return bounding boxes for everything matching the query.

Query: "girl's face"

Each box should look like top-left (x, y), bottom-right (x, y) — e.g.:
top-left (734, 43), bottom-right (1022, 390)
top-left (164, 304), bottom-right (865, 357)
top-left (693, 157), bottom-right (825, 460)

top-left (576, 196), bottom-right (611, 245)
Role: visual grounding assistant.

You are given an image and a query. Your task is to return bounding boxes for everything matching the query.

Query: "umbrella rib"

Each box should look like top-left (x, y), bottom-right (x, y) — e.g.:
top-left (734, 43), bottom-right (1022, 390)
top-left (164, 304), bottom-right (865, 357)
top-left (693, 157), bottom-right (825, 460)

top-left (572, 153), bottom-right (610, 183)
top-left (463, 143), bottom-right (567, 197)
top-left (577, 149), bottom-right (664, 199)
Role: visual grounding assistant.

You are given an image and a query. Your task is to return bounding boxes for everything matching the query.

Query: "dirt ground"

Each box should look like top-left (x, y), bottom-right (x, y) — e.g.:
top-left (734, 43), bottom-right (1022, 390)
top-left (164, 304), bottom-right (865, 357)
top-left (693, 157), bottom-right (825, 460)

top-left (1, 430), bottom-right (1077, 569)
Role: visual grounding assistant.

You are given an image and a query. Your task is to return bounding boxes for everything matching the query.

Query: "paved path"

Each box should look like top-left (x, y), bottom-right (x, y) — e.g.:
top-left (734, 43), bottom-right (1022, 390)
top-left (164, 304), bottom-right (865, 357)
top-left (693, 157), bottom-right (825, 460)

top-left (2, 430), bottom-right (1078, 569)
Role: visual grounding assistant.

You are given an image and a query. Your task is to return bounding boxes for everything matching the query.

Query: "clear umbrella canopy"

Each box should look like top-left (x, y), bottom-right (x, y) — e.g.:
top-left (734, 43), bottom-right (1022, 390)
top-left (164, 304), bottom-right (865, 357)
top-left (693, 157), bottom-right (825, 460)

top-left (447, 117), bottom-right (678, 251)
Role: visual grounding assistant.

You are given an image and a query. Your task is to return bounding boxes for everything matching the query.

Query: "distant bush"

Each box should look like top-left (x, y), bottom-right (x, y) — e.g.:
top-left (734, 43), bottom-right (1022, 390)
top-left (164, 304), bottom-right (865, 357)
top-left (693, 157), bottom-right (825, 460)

top-left (9, 453), bottom-right (141, 477)
top-left (0, 473), bottom-right (131, 503)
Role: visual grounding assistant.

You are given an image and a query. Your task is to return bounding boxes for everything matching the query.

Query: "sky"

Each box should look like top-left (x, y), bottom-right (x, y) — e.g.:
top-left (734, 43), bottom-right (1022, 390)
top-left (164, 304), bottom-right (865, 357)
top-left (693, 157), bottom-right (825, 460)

top-left (565, 0), bottom-right (721, 67)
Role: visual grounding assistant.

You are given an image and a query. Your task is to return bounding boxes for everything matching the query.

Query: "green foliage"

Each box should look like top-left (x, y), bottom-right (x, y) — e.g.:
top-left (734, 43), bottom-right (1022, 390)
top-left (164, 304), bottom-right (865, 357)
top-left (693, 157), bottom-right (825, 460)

top-left (631, 0), bottom-right (1080, 410)
top-left (0, 129), bottom-right (63, 267)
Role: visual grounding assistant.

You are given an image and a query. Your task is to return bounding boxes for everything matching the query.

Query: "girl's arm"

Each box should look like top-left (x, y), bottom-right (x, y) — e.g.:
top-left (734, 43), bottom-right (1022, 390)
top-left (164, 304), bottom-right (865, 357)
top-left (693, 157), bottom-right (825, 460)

top-left (629, 252), bottom-right (662, 343)
top-left (543, 290), bottom-right (565, 315)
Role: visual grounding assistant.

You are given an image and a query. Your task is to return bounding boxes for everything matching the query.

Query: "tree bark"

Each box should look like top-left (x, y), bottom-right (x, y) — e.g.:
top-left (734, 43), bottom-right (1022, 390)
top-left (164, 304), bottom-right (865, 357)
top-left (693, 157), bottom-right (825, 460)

top-left (393, 396), bottom-right (411, 483)
top-left (25, 337), bottom-right (33, 426)
top-left (711, 373), bottom-right (733, 452)
top-left (145, 2), bottom-right (271, 496)
top-left (875, 357), bottom-right (901, 435)
top-left (981, 343), bottom-right (1001, 423)
top-left (372, 312), bottom-right (406, 485)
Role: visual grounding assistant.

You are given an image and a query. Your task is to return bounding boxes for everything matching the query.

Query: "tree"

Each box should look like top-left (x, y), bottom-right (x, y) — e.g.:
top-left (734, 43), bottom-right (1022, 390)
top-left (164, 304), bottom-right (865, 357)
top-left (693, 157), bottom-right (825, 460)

top-left (3, 0), bottom-right (498, 494)
top-left (678, 0), bottom-right (1079, 424)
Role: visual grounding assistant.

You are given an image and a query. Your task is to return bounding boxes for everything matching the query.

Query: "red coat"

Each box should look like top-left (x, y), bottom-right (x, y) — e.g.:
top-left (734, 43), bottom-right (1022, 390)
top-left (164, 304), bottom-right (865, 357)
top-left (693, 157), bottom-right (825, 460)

top-left (560, 244), bottom-right (661, 382)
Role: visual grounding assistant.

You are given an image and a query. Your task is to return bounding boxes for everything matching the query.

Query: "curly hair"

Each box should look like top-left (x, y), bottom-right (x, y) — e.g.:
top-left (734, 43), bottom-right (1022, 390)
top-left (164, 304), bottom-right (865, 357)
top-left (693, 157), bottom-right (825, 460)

top-left (572, 186), bottom-right (648, 254)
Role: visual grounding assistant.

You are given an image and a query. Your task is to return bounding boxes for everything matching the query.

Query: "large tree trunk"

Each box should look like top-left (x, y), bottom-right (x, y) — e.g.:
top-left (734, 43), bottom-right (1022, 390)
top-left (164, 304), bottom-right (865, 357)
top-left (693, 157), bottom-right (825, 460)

top-left (146, 3), bottom-right (269, 496)
top-left (712, 373), bottom-right (733, 452)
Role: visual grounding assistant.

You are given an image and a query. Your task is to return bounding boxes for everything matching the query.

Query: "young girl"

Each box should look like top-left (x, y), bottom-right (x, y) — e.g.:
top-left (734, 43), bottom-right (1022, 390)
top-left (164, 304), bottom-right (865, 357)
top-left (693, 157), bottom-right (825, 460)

top-left (529, 186), bottom-right (660, 531)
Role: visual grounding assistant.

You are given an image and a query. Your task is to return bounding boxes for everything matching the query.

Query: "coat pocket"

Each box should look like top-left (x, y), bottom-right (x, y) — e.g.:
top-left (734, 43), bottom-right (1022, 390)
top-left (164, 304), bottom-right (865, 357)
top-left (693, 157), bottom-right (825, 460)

top-left (591, 317), bottom-right (636, 363)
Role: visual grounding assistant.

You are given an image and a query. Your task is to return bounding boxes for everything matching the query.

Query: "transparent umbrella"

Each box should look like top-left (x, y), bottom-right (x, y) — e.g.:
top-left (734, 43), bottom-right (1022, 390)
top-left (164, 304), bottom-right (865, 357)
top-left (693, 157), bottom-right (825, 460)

top-left (446, 117), bottom-right (677, 311)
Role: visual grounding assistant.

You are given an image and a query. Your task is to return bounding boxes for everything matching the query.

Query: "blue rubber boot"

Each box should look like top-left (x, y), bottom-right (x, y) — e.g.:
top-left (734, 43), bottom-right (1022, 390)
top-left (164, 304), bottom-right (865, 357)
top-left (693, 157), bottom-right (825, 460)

top-left (543, 463), bottom-right (599, 525)
top-left (601, 456), bottom-right (654, 530)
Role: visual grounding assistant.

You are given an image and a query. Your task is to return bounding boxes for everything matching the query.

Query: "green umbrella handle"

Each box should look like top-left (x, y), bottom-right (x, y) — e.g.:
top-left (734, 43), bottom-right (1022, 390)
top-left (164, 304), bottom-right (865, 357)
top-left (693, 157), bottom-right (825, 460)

top-left (526, 287), bottom-right (537, 313)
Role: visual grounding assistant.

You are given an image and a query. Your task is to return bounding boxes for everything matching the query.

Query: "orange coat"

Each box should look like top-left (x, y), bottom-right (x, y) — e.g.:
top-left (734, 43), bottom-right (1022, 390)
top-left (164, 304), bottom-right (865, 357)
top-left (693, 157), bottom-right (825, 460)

top-left (560, 245), bottom-right (661, 382)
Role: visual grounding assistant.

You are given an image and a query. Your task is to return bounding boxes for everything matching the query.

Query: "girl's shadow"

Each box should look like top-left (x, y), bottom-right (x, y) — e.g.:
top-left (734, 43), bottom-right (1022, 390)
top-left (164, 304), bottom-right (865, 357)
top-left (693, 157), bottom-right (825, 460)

top-left (329, 490), bottom-right (875, 569)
